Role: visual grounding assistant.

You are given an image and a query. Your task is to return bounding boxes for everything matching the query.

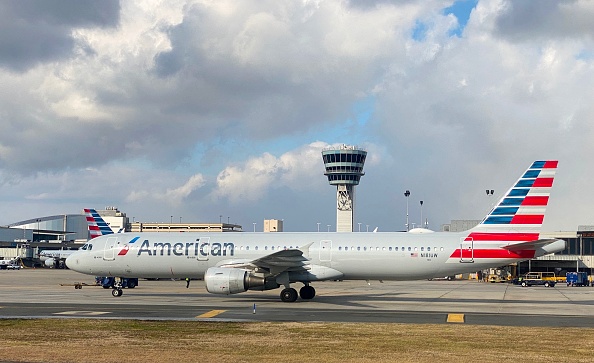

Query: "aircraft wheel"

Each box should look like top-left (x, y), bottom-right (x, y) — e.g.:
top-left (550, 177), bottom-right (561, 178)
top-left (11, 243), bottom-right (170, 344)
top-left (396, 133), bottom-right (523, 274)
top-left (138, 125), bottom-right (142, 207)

top-left (299, 285), bottom-right (316, 300)
top-left (112, 288), bottom-right (123, 297)
top-left (280, 288), bottom-right (298, 303)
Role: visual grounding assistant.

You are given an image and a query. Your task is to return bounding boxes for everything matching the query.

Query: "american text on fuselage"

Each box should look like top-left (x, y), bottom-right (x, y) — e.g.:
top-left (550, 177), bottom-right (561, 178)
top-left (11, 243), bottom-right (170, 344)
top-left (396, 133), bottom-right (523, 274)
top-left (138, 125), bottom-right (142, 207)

top-left (136, 239), bottom-right (235, 257)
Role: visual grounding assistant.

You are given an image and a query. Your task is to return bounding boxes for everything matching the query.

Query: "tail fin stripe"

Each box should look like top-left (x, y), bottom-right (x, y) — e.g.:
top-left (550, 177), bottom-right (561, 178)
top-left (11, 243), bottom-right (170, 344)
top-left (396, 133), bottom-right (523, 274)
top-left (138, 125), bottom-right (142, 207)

top-left (543, 160), bottom-right (558, 168)
top-left (491, 207), bottom-right (519, 215)
top-left (533, 178), bottom-right (554, 188)
top-left (511, 215), bottom-right (544, 224)
top-left (484, 216), bottom-right (513, 224)
top-left (522, 196), bottom-right (549, 206)
top-left (500, 198), bottom-right (523, 206)
top-left (530, 161), bottom-right (547, 168)
top-left (522, 170), bottom-right (541, 178)
top-left (509, 189), bottom-right (529, 197)
top-left (466, 232), bottom-right (539, 241)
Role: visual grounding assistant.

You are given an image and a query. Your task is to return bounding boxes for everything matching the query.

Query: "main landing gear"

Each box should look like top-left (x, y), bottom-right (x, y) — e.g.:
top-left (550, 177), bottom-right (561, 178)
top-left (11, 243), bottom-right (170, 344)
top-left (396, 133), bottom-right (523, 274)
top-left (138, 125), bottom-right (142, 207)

top-left (279, 284), bottom-right (316, 302)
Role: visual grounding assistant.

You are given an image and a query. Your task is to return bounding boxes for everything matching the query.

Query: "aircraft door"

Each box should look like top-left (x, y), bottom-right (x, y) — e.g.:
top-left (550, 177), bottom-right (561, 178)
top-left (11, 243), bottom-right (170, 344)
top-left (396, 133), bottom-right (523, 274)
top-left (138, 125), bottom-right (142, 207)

top-left (103, 237), bottom-right (118, 261)
top-left (197, 237), bottom-right (210, 261)
top-left (319, 240), bottom-right (332, 262)
top-left (460, 237), bottom-right (474, 263)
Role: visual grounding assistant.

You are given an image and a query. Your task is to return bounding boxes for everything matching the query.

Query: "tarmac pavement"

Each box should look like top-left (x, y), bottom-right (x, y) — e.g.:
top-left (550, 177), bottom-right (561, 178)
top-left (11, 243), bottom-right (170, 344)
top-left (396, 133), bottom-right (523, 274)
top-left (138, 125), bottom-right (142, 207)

top-left (1, 269), bottom-right (594, 326)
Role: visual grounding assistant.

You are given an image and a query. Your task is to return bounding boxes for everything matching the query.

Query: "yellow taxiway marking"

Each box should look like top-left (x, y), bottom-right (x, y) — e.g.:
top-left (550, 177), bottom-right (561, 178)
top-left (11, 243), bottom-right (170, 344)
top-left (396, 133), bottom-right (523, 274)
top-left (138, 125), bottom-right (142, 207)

top-left (446, 313), bottom-right (465, 323)
top-left (54, 311), bottom-right (110, 316)
top-left (197, 310), bottom-right (226, 318)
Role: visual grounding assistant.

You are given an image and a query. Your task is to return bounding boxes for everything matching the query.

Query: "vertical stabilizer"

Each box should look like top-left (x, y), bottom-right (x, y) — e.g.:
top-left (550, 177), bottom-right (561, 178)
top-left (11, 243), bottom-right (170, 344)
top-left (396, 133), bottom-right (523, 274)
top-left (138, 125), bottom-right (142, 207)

top-left (467, 160), bottom-right (558, 244)
top-left (84, 208), bottom-right (114, 239)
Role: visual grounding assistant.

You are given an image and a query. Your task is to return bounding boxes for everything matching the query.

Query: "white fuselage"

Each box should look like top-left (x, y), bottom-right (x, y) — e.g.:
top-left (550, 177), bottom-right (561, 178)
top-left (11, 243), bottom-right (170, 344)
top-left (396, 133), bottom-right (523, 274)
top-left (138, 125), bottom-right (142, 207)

top-left (65, 231), bottom-right (564, 281)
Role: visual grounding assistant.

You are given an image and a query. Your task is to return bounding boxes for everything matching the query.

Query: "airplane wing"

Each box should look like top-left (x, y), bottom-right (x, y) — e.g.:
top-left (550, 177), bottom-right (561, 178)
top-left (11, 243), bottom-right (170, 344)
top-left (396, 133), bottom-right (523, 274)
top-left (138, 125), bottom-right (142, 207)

top-left (503, 239), bottom-right (561, 251)
top-left (217, 245), bottom-right (312, 275)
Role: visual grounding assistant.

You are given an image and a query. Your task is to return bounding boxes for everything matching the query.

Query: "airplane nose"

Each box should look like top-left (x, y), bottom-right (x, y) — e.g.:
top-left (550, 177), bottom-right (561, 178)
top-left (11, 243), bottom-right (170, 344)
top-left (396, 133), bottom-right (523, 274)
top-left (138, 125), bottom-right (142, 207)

top-left (65, 254), bottom-right (76, 269)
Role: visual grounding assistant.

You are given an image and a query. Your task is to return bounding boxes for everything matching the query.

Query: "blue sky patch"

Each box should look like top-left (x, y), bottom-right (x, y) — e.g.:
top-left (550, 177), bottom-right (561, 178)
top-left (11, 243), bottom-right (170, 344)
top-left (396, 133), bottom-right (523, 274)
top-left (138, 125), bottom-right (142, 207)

top-left (443, 0), bottom-right (478, 37)
top-left (412, 20), bottom-right (428, 41)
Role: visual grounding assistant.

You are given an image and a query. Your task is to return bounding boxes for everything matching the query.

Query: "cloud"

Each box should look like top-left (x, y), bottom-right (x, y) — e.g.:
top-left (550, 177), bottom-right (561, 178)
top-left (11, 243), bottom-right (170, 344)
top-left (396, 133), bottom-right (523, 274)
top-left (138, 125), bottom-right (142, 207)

top-left (1, 1), bottom-right (594, 232)
top-left (0, 0), bottom-right (120, 72)
top-left (212, 141), bottom-right (330, 203)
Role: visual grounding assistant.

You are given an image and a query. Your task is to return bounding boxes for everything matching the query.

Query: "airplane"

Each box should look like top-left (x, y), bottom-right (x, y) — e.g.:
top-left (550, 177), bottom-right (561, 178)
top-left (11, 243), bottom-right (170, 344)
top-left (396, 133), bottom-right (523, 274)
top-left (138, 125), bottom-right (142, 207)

top-left (38, 209), bottom-right (118, 268)
top-left (38, 249), bottom-right (76, 268)
top-left (0, 256), bottom-right (21, 270)
top-left (66, 160), bottom-right (566, 302)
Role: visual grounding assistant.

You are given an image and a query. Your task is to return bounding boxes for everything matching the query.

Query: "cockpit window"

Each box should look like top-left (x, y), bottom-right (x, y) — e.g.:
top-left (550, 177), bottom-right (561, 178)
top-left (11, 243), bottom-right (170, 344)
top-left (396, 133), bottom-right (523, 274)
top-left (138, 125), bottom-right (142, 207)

top-left (80, 243), bottom-right (93, 251)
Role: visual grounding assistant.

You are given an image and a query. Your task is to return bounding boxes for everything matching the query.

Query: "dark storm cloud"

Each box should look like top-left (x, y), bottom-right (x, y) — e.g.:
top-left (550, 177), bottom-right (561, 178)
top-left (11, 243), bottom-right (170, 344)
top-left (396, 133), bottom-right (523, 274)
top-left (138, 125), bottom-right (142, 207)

top-left (0, 0), bottom-right (120, 72)
top-left (493, 0), bottom-right (594, 42)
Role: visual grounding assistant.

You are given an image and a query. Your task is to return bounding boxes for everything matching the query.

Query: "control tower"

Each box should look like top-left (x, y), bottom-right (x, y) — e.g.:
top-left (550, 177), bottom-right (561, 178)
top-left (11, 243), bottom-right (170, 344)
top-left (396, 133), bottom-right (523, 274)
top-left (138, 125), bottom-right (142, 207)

top-left (322, 145), bottom-right (367, 232)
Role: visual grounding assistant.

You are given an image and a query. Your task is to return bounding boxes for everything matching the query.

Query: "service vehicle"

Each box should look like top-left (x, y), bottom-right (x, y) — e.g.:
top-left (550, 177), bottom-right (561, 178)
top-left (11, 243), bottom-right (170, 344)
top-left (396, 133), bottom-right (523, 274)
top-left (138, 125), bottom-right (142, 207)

top-left (516, 272), bottom-right (556, 287)
top-left (566, 272), bottom-right (590, 287)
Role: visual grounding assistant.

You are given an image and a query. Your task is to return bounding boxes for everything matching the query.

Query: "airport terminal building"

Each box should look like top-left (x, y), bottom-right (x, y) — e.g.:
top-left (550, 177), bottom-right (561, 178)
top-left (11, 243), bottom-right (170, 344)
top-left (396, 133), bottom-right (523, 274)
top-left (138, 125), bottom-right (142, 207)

top-left (0, 208), bottom-right (243, 266)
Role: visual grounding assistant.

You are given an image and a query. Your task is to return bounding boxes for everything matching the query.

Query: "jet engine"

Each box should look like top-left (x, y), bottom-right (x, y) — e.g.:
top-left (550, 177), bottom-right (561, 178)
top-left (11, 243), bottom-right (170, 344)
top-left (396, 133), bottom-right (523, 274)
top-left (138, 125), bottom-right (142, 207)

top-left (204, 267), bottom-right (279, 295)
top-left (44, 258), bottom-right (56, 268)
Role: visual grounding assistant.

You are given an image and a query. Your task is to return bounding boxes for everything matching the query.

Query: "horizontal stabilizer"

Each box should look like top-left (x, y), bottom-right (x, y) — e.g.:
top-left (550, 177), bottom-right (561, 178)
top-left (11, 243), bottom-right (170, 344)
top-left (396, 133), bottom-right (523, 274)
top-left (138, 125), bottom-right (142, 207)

top-left (502, 239), bottom-right (562, 251)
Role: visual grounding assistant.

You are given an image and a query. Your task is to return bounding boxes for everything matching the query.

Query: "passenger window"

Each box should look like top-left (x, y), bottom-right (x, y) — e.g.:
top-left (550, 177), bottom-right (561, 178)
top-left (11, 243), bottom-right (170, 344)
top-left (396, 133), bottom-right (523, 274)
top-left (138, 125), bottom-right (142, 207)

top-left (357, 247), bottom-right (361, 251)
top-left (389, 247), bottom-right (392, 251)
top-left (408, 247), bottom-right (411, 251)
top-left (421, 247), bottom-right (424, 251)
top-left (363, 247), bottom-right (367, 251)
top-left (440, 247), bottom-right (444, 251)
top-left (427, 247), bottom-right (431, 251)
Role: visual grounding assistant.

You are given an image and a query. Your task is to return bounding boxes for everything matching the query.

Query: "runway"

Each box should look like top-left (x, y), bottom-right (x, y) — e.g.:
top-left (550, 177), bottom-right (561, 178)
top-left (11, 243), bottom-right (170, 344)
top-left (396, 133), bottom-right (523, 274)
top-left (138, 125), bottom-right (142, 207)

top-left (2, 269), bottom-right (594, 327)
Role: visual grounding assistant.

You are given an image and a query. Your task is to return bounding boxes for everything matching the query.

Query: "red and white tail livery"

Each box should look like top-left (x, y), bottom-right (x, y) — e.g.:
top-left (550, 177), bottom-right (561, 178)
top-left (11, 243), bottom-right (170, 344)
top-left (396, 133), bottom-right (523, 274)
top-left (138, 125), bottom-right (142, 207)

top-left (84, 209), bottom-right (114, 239)
top-left (454, 160), bottom-right (559, 263)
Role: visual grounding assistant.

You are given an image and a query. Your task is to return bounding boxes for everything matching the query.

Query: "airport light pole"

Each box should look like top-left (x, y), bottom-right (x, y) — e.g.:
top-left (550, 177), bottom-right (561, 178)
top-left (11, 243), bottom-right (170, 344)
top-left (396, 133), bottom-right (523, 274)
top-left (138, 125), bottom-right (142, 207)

top-left (170, 215), bottom-right (173, 224)
top-left (253, 222), bottom-right (256, 232)
top-left (327, 224), bottom-right (331, 232)
top-left (317, 222), bottom-right (320, 232)
top-left (404, 190), bottom-right (410, 231)
top-left (358, 222), bottom-right (361, 232)
top-left (420, 200), bottom-right (423, 229)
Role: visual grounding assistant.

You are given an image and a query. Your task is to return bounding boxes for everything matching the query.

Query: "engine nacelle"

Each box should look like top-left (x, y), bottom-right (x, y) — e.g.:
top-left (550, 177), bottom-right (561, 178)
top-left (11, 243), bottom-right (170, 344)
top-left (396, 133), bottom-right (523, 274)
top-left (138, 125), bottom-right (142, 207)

top-left (204, 267), bottom-right (279, 295)
top-left (45, 258), bottom-right (56, 267)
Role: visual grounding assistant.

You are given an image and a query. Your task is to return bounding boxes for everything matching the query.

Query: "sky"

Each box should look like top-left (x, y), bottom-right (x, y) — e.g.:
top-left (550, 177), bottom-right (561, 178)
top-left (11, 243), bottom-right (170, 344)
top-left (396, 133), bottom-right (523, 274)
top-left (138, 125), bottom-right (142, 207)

top-left (1, 0), bottom-right (594, 233)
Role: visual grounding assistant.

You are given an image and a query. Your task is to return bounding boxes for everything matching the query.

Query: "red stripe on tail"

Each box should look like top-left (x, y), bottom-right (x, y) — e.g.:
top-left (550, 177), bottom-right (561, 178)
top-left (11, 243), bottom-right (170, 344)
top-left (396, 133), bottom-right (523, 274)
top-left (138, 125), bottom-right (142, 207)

top-left (510, 215), bottom-right (544, 224)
